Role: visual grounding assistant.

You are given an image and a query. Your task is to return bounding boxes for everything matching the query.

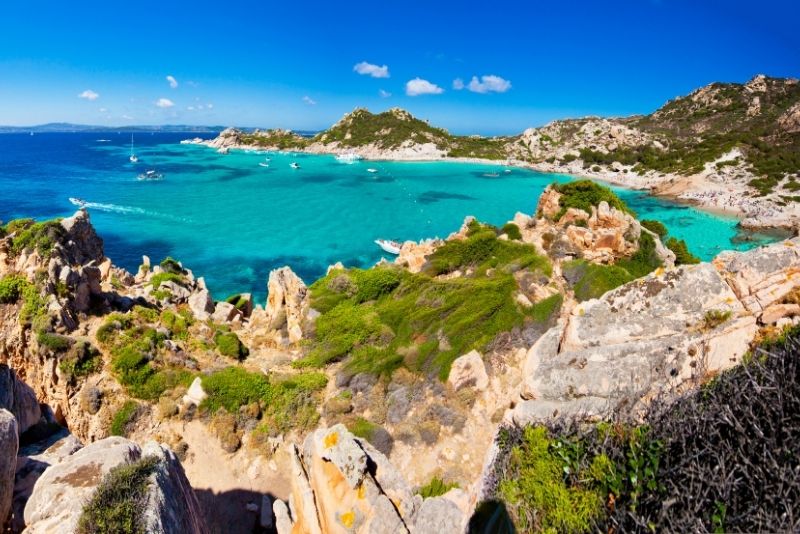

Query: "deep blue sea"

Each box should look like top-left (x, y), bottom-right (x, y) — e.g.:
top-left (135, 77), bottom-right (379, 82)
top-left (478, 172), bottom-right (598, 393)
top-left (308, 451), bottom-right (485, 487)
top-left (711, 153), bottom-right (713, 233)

top-left (0, 132), bottom-right (779, 302)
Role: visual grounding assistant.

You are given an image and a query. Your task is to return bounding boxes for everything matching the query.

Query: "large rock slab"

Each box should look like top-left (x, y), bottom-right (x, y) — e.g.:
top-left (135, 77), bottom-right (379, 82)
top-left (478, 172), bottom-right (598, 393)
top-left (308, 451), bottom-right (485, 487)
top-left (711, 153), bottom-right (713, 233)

top-left (0, 364), bottom-right (41, 435)
top-left (514, 262), bottom-right (758, 425)
top-left (0, 409), bottom-right (18, 526)
top-left (23, 437), bottom-right (207, 534)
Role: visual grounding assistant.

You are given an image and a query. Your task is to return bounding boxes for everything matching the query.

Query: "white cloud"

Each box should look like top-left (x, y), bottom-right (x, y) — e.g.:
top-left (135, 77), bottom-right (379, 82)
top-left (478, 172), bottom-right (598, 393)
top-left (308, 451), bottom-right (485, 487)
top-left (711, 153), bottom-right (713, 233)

top-left (353, 61), bottom-right (390, 78)
top-left (78, 89), bottom-right (99, 101)
top-left (187, 106), bottom-right (195, 111)
top-left (379, 89), bottom-right (392, 98)
top-left (405, 78), bottom-right (444, 96)
top-left (207, 103), bottom-right (213, 109)
top-left (166, 75), bottom-right (178, 89)
top-left (467, 75), bottom-right (511, 94)
top-left (121, 114), bottom-right (133, 120)
top-left (98, 107), bottom-right (108, 113)
top-left (302, 96), bottom-right (317, 105)
top-left (452, 78), bottom-right (464, 90)
top-left (155, 98), bottom-right (174, 108)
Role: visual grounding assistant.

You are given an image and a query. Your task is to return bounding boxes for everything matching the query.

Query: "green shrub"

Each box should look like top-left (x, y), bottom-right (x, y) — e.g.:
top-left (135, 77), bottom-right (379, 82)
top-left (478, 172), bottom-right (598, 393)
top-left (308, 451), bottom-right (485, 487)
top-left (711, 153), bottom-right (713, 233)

top-left (160, 309), bottom-right (190, 339)
top-left (617, 232), bottom-right (663, 278)
top-left (501, 223), bottom-right (522, 240)
top-left (37, 331), bottom-right (72, 352)
top-left (110, 400), bottom-right (139, 437)
top-left (552, 180), bottom-right (634, 220)
top-left (563, 260), bottom-right (635, 302)
top-left (59, 340), bottom-right (102, 381)
top-left (527, 293), bottom-right (564, 324)
top-left (641, 219), bottom-right (668, 238)
top-left (667, 237), bottom-right (701, 265)
top-left (418, 476), bottom-right (459, 499)
top-left (201, 367), bottom-right (327, 434)
top-left (77, 455), bottom-right (158, 534)
top-left (214, 331), bottom-right (249, 360)
top-left (0, 274), bottom-right (29, 303)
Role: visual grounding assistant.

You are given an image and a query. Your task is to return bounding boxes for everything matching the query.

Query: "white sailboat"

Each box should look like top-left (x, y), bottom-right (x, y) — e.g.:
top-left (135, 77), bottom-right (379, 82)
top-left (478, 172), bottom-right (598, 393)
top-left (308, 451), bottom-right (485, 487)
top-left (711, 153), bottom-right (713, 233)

top-left (374, 239), bottom-right (402, 255)
top-left (129, 134), bottom-right (139, 163)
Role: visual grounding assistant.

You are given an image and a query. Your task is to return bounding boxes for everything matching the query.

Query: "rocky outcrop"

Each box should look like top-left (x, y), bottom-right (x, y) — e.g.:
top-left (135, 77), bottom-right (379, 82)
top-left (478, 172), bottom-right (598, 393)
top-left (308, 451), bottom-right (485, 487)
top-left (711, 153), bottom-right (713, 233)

top-left (23, 436), bottom-right (207, 534)
top-left (512, 237), bottom-right (800, 426)
top-left (448, 350), bottom-right (488, 392)
top-left (0, 365), bottom-right (41, 435)
top-left (251, 266), bottom-right (309, 344)
top-left (274, 425), bottom-right (467, 534)
top-left (395, 239), bottom-right (442, 273)
top-left (535, 186), bottom-right (675, 266)
top-left (0, 409), bottom-right (18, 526)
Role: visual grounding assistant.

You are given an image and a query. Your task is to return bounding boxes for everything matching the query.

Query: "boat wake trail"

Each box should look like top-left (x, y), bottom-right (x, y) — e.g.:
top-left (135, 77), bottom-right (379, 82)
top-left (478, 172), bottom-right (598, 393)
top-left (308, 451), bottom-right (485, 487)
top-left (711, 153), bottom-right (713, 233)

top-left (68, 198), bottom-right (193, 223)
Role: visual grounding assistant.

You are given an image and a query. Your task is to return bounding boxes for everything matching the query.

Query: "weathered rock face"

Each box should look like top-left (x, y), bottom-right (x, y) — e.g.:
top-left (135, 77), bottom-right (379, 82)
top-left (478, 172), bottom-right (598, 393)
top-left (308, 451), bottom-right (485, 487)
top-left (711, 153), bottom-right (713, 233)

top-left (448, 350), bottom-right (489, 392)
top-left (23, 436), bottom-right (207, 534)
top-left (395, 239), bottom-right (442, 273)
top-left (274, 425), bottom-right (467, 534)
top-left (260, 266), bottom-right (309, 343)
top-left (512, 238), bottom-right (800, 426)
top-left (0, 365), bottom-right (41, 435)
top-left (0, 409), bottom-right (18, 527)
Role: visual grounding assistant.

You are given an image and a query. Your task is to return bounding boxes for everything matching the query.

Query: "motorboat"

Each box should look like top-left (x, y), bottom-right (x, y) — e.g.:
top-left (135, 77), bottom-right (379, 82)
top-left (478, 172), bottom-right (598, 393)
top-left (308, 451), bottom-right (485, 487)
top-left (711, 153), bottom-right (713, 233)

top-left (367, 168), bottom-right (378, 173)
top-left (290, 162), bottom-right (300, 169)
top-left (137, 170), bottom-right (163, 181)
top-left (374, 239), bottom-right (402, 255)
top-left (69, 197), bottom-right (87, 208)
top-left (258, 162), bottom-right (269, 167)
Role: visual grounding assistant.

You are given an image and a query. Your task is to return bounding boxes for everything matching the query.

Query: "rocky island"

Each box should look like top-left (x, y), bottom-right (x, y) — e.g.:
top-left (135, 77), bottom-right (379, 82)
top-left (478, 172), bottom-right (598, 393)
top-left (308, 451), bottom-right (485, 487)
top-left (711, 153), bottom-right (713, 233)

top-left (1, 176), bottom-right (799, 532)
top-left (196, 74), bottom-right (800, 232)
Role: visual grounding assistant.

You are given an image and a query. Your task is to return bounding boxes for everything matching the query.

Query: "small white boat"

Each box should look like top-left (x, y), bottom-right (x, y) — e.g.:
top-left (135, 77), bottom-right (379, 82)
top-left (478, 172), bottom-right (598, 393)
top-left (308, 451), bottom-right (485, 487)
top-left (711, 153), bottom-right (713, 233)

top-left (69, 197), bottom-right (87, 208)
top-left (367, 168), bottom-right (378, 173)
top-left (336, 152), bottom-right (362, 164)
top-left (504, 169), bottom-right (512, 174)
top-left (290, 162), bottom-right (300, 169)
top-left (258, 162), bottom-right (269, 168)
top-left (97, 139), bottom-right (111, 143)
top-left (374, 239), bottom-right (402, 255)
top-left (482, 172), bottom-right (500, 178)
top-left (129, 134), bottom-right (138, 163)
top-left (137, 170), bottom-right (163, 181)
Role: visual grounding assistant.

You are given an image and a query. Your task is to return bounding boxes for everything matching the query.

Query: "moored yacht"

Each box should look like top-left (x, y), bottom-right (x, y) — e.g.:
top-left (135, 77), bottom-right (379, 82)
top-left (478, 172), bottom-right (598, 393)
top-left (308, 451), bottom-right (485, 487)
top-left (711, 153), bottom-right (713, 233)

top-left (374, 239), bottom-right (402, 255)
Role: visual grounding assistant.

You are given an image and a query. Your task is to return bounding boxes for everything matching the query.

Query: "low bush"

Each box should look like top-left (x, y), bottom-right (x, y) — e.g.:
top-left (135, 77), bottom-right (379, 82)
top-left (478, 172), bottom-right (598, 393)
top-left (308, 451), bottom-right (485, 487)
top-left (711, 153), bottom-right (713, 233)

top-left (501, 223), bottom-right (522, 240)
top-left (59, 340), bottom-right (102, 382)
top-left (77, 455), bottom-right (159, 534)
top-left (148, 272), bottom-right (185, 289)
top-left (110, 400), bottom-right (139, 437)
top-left (641, 219), bottom-right (668, 238)
top-left (0, 274), bottom-right (29, 303)
top-left (159, 257), bottom-right (184, 275)
top-left (201, 367), bottom-right (328, 435)
top-left (562, 260), bottom-right (635, 302)
top-left (703, 309), bottom-right (732, 330)
top-left (7, 219), bottom-right (65, 258)
top-left (213, 331), bottom-right (249, 360)
top-left (37, 331), bottom-right (72, 352)
top-left (667, 237), bottom-right (701, 265)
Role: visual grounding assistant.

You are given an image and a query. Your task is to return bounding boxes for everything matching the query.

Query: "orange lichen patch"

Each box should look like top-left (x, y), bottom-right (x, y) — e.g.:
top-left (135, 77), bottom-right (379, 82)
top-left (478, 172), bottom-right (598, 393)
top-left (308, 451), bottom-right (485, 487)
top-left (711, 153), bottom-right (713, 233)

top-left (357, 483), bottom-right (366, 500)
top-left (784, 241), bottom-right (795, 247)
top-left (324, 431), bottom-right (339, 449)
top-left (340, 509), bottom-right (356, 529)
top-left (654, 266), bottom-right (665, 277)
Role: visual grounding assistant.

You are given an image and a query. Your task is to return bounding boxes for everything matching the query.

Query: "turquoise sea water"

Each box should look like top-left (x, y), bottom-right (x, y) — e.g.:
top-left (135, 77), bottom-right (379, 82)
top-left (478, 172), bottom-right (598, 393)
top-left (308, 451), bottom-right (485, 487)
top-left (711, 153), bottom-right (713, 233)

top-left (0, 132), bottom-right (780, 302)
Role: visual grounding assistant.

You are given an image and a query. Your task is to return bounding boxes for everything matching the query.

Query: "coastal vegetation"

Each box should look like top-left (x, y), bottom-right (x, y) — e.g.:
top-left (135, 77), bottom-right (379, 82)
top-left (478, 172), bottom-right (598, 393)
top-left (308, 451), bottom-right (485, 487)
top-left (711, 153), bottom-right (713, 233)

top-left (551, 180), bottom-right (633, 220)
top-left (298, 224), bottom-right (558, 380)
top-left (486, 327), bottom-right (800, 533)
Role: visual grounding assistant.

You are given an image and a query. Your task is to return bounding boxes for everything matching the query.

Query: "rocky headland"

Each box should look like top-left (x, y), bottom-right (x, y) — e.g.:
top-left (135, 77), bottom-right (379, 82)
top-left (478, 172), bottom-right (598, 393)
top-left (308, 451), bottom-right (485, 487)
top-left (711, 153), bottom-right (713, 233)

top-left (193, 74), bottom-right (800, 231)
top-left (1, 179), bottom-right (800, 532)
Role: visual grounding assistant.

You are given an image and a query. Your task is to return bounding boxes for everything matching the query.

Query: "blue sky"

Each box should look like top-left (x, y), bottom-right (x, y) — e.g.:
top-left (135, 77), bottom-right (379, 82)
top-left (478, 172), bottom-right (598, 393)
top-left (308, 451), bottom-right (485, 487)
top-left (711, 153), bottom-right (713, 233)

top-left (0, 0), bottom-right (798, 134)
